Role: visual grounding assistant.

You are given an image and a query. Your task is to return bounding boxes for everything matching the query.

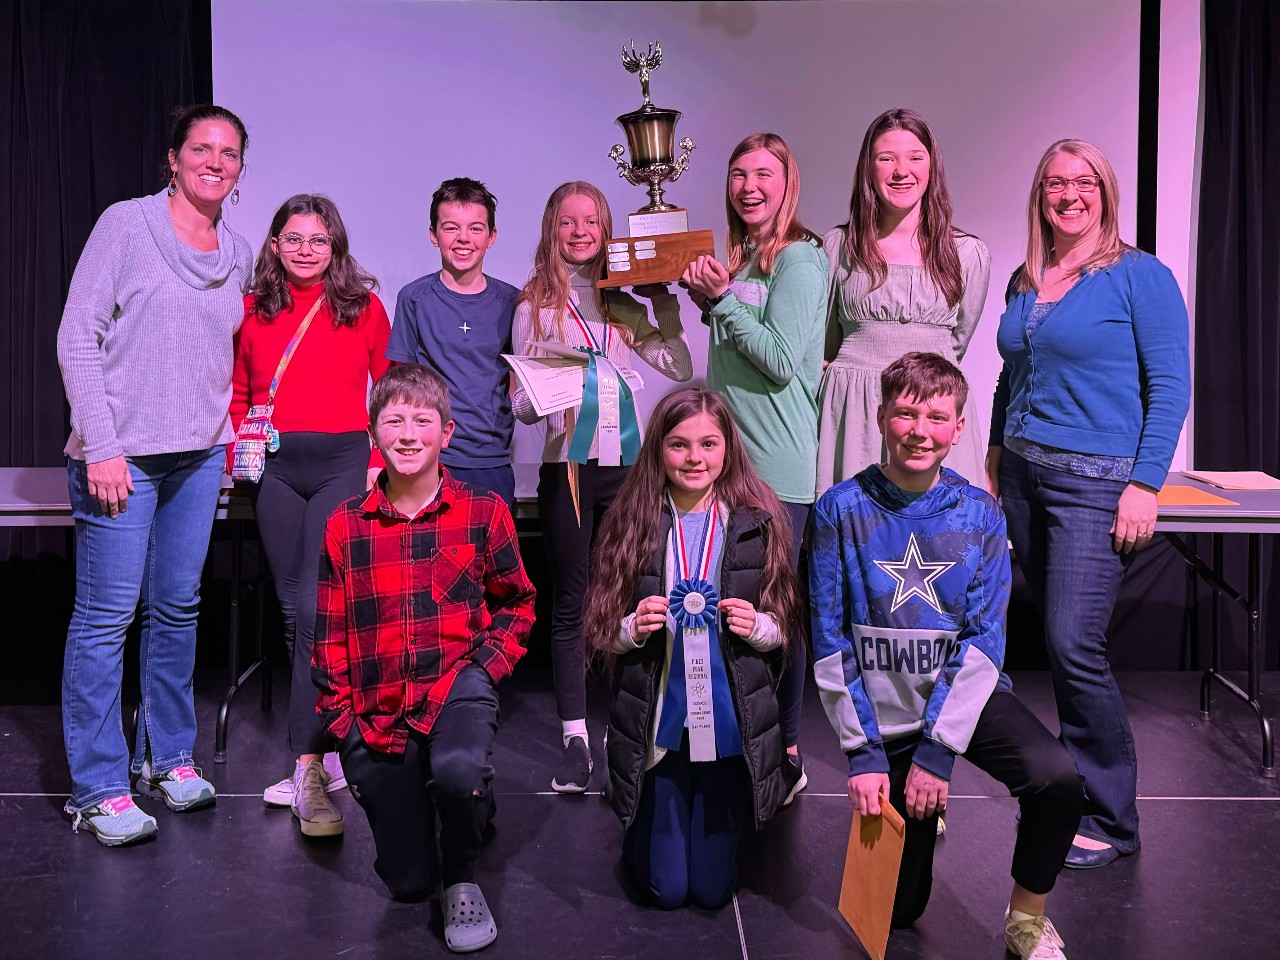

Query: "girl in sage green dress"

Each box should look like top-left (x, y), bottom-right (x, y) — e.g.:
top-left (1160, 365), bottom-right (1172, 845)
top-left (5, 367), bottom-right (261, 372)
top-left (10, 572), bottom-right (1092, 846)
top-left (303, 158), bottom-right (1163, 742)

top-left (818, 108), bottom-right (991, 493)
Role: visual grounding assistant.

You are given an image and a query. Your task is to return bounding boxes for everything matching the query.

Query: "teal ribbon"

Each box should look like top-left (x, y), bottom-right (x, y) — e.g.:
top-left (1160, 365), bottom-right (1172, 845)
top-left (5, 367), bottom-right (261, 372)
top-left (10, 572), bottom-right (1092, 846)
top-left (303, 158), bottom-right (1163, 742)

top-left (567, 347), bottom-right (641, 466)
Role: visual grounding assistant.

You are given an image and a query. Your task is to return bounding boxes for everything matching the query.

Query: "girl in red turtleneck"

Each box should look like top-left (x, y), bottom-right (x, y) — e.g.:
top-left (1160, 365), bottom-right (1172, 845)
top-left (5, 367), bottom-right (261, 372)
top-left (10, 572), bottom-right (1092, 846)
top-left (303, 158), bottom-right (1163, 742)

top-left (230, 194), bottom-right (389, 838)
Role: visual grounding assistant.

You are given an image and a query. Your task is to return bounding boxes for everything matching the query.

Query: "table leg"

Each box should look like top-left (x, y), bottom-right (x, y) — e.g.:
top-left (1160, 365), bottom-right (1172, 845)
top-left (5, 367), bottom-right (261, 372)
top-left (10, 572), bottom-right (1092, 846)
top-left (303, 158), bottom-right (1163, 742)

top-left (1192, 532), bottom-right (1275, 778)
top-left (1199, 535), bottom-right (1223, 718)
top-left (214, 518), bottom-right (266, 763)
top-left (1248, 533), bottom-right (1274, 777)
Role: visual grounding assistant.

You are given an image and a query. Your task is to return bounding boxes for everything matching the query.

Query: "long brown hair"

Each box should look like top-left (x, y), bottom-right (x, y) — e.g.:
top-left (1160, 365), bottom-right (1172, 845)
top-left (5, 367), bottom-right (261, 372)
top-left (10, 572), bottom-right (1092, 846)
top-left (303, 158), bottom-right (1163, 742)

top-left (250, 194), bottom-right (377, 327)
top-left (516, 181), bottom-right (624, 343)
top-left (842, 108), bottom-right (964, 307)
top-left (583, 387), bottom-right (801, 660)
top-left (1013, 139), bottom-right (1132, 294)
top-left (725, 133), bottom-right (820, 277)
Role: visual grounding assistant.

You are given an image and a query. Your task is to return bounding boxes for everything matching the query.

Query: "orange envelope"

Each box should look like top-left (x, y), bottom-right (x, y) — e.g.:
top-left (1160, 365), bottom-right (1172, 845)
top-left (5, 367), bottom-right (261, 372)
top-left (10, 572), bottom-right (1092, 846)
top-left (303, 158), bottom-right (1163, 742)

top-left (838, 796), bottom-right (906, 960)
top-left (1157, 485), bottom-right (1238, 507)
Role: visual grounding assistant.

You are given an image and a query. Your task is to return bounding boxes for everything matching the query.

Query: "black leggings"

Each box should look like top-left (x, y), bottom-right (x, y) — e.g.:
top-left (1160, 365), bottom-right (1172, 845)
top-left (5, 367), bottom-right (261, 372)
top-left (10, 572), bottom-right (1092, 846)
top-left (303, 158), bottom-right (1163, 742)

top-left (890, 688), bottom-right (1084, 928)
top-left (256, 431), bottom-right (370, 755)
top-left (537, 460), bottom-right (628, 722)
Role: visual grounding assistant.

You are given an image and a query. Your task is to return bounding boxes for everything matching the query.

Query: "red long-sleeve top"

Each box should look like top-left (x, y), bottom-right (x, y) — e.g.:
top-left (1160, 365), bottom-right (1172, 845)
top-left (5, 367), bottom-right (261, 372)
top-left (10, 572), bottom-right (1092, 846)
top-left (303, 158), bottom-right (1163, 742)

top-left (230, 282), bottom-right (391, 469)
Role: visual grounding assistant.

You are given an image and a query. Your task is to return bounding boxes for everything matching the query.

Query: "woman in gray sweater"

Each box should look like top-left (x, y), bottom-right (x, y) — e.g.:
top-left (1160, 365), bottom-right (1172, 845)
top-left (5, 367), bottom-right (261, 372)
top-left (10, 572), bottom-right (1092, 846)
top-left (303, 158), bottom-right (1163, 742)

top-left (56, 104), bottom-right (254, 846)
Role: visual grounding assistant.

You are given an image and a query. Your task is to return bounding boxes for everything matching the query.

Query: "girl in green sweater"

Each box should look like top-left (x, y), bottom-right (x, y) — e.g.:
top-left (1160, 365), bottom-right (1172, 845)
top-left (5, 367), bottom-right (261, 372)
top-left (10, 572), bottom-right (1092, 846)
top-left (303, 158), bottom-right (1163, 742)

top-left (680, 133), bottom-right (827, 799)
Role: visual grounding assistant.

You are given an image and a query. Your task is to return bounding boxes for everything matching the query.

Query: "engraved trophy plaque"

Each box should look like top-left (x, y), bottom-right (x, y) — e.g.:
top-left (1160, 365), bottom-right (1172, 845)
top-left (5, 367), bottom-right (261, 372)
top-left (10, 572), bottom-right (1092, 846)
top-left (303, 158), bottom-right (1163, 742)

top-left (599, 40), bottom-right (715, 289)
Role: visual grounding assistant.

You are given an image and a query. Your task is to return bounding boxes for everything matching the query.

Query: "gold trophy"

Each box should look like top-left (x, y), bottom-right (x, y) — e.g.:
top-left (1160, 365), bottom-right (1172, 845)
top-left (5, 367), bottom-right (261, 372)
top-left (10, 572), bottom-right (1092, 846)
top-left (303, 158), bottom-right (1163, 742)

top-left (598, 41), bottom-right (715, 289)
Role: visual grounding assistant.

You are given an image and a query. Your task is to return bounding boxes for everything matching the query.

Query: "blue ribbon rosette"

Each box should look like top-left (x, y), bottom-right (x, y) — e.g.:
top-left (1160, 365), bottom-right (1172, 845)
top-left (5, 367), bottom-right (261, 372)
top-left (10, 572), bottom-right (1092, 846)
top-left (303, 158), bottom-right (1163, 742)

top-left (670, 577), bottom-right (719, 632)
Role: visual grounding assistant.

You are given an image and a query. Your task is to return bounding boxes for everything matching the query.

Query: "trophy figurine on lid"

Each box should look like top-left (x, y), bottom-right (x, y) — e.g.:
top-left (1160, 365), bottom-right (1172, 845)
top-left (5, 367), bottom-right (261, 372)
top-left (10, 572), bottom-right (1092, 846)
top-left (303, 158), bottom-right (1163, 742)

top-left (598, 40), bottom-right (715, 288)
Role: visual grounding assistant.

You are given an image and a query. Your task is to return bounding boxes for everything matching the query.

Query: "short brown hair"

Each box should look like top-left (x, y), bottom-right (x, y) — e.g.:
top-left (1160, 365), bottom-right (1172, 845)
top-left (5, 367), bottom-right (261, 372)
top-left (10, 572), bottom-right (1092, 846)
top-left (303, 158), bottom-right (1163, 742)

top-left (880, 352), bottom-right (969, 410)
top-left (430, 177), bottom-right (498, 231)
top-left (369, 364), bottom-right (451, 425)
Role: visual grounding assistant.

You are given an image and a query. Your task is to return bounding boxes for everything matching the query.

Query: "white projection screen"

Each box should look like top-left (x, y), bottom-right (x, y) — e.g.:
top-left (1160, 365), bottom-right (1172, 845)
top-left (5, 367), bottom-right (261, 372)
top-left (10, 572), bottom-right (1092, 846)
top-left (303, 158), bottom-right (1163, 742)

top-left (213, 0), bottom-right (1176, 493)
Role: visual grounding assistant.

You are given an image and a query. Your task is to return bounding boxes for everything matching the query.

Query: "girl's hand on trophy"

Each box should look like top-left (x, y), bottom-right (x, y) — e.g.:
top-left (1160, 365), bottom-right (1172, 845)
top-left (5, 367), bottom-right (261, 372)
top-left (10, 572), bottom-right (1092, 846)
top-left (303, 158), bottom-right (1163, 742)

top-left (681, 256), bottom-right (730, 299)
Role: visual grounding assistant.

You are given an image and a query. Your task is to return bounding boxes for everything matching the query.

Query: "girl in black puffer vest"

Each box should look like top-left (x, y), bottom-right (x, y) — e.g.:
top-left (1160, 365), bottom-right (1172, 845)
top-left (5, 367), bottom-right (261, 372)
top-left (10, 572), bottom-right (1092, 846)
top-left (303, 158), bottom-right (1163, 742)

top-left (583, 387), bottom-right (801, 909)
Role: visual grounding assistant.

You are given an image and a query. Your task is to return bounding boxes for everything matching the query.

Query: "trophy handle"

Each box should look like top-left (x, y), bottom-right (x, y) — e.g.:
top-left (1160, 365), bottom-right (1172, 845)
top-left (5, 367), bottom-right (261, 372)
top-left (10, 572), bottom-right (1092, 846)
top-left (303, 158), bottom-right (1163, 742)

top-left (610, 144), bottom-right (644, 186)
top-left (667, 137), bottom-right (696, 183)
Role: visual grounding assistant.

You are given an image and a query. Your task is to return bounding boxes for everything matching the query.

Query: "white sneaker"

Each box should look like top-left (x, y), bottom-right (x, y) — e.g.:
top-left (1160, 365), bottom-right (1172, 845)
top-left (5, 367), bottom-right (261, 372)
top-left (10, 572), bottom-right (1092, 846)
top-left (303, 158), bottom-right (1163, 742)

top-left (323, 751), bottom-right (347, 791)
top-left (1005, 912), bottom-right (1068, 959)
top-left (263, 752), bottom-right (347, 806)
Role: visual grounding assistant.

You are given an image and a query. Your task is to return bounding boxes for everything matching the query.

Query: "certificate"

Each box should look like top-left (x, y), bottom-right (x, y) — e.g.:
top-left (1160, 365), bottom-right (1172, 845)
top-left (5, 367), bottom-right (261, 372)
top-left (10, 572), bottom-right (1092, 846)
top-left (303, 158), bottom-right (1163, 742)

top-left (504, 342), bottom-right (644, 418)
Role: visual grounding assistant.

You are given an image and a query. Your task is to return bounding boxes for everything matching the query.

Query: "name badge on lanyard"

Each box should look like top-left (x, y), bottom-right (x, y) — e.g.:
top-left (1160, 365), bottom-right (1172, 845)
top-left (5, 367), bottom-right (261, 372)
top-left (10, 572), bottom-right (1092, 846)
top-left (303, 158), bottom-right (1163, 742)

top-left (667, 493), bottom-right (720, 762)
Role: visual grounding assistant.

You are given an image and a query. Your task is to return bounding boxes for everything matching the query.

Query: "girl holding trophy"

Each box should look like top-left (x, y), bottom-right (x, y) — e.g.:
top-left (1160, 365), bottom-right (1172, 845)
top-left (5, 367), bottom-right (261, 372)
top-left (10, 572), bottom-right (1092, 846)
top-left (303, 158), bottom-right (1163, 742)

top-left (512, 181), bottom-right (692, 795)
top-left (681, 133), bottom-right (828, 803)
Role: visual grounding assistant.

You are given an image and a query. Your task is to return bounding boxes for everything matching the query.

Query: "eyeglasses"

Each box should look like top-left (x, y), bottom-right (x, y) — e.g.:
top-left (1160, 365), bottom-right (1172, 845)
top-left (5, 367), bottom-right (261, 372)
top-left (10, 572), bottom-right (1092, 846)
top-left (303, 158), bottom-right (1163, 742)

top-left (276, 233), bottom-right (332, 253)
top-left (1041, 176), bottom-right (1101, 195)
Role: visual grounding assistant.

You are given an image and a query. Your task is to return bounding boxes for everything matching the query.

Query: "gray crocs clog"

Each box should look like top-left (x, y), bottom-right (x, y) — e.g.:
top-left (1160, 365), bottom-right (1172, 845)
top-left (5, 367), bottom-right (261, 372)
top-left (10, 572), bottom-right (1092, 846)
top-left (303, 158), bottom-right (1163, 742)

top-left (443, 882), bottom-right (497, 953)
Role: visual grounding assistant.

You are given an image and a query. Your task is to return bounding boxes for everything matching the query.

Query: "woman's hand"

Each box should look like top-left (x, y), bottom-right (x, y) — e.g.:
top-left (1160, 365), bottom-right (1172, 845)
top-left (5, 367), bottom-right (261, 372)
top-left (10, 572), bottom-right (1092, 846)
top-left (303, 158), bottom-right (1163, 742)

top-left (680, 256), bottom-right (731, 301)
top-left (1111, 481), bottom-right (1159, 554)
top-left (848, 772), bottom-right (891, 816)
top-left (87, 455), bottom-right (134, 518)
top-left (719, 597), bottom-right (758, 638)
top-left (904, 764), bottom-right (949, 820)
top-left (630, 595), bottom-right (669, 640)
top-left (985, 446), bottom-right (1002, 500)
top-left (366, 467), bottom-right (382, 492)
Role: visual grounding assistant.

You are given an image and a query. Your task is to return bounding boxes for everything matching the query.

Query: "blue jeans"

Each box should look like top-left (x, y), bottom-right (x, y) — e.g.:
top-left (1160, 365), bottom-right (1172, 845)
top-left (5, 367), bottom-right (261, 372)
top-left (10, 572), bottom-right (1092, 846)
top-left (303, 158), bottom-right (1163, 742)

top-left (999, 448), bottom-right (1139, 853)
top-left (62, 446), bottom-right (225, 809)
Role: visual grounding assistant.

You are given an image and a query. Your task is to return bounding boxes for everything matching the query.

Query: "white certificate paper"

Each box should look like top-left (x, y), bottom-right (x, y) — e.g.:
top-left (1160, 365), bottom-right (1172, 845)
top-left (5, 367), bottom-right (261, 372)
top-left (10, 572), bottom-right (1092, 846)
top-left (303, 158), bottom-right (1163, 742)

top-left (503, 342), bottom-right (644, 418)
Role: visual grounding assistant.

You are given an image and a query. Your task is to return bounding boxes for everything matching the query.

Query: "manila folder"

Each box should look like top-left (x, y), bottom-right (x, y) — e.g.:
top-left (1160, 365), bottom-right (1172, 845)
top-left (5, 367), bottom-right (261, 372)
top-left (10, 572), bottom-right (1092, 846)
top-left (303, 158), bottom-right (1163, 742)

top-left (838, 798), bottom-right (906, 960)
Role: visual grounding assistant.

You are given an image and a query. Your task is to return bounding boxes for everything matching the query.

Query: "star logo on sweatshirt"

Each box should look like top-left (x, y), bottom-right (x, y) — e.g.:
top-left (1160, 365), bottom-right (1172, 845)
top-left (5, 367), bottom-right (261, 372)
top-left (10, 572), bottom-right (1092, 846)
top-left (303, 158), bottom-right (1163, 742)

top-left (874, 534), bottom-right (955, 613)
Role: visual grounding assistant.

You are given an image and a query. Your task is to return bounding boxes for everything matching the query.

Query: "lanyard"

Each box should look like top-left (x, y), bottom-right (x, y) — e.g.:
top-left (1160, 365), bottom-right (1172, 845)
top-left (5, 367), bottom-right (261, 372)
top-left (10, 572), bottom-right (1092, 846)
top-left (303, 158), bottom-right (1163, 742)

top-left (566, 297), bottom-right (611, 356)
top-left (268, 295), bottom-right (326, 404)
top-left (668, 493), bottom-right (718, 582)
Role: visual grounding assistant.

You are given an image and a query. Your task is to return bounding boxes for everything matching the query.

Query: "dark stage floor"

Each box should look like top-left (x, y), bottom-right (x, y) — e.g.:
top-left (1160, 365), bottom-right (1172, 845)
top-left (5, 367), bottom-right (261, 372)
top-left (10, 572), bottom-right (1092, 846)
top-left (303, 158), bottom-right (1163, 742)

top-left (2, 669), bottom-right (1278, 960)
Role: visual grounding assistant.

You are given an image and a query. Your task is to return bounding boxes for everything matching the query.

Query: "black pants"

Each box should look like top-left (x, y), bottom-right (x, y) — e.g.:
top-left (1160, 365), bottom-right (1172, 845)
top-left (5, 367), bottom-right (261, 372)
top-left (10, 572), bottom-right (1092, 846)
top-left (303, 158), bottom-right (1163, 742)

top-left (256, 431), bottom-right (370, 755)
top-left (339, 665), bottom-right (499, 900)
top-left (890, 688), bottom-right (1084, 929)
top-left (537, 460), bottom-right (628, 722)
top-left (778, 501), bottom-right (811, 749)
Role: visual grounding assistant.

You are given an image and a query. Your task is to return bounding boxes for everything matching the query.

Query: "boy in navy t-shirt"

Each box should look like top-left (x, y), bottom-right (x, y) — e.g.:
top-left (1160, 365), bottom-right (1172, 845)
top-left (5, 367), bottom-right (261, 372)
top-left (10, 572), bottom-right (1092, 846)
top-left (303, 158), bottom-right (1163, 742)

top-left (388, 178), bottom-right (519, 505)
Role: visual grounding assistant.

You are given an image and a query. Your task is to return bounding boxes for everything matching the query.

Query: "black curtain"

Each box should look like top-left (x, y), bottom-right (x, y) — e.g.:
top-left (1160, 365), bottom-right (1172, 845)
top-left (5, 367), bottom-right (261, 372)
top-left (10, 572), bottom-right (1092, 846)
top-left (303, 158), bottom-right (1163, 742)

top-left (1195, 0), bottom-right (1280, 667)
top-left (0, 0), bottom-right (212, 699)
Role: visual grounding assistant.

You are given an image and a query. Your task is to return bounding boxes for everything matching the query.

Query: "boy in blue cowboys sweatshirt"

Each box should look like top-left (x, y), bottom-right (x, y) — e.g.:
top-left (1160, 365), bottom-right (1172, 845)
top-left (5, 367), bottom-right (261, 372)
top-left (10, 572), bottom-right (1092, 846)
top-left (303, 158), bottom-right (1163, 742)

top-left (809, 352), bottom-right (1083, 960)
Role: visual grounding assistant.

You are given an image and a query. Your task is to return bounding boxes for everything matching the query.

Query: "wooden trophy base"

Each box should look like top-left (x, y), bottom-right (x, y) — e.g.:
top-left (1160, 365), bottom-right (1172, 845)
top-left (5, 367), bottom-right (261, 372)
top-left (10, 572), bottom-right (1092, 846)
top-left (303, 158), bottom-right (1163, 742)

top-left (597, 228), bottom-right (715, 289)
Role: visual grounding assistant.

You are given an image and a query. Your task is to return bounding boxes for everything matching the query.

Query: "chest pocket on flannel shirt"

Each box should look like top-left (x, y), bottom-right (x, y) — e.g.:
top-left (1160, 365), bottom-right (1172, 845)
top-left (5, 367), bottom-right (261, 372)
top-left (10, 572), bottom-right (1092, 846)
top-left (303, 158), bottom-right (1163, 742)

top-left (431, 543), bottom-right (479, 606)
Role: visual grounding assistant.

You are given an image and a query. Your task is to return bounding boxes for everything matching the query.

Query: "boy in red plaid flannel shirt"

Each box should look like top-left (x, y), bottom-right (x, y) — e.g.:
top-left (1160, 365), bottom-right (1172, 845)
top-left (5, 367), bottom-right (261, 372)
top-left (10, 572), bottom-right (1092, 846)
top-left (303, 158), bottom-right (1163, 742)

top-left (313, 364), bottom-right (535, 954)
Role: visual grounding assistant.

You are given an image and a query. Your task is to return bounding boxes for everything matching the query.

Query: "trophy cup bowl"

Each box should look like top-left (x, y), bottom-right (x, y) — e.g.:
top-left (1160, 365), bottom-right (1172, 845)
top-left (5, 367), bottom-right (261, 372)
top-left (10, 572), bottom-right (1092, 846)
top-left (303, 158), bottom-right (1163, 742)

top-left (619, 105), bottom-right (681, 170)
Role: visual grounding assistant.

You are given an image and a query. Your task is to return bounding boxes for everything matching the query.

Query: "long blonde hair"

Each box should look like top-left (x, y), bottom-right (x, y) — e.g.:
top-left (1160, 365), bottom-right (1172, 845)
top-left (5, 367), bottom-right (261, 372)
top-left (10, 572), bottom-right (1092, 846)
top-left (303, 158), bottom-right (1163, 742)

top-left (1015, 139), bottom-right (1132, 294)
top-left (517, 181), bottom-right (621, 342)
top-left (725, 133), bottom-right (820, 277)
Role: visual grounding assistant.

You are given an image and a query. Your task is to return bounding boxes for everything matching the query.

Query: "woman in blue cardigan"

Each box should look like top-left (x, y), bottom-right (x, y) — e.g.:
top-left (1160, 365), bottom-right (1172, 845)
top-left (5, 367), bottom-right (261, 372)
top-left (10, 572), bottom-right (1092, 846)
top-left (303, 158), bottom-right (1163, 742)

top-left (986, 140), bottom-right (1190, 869)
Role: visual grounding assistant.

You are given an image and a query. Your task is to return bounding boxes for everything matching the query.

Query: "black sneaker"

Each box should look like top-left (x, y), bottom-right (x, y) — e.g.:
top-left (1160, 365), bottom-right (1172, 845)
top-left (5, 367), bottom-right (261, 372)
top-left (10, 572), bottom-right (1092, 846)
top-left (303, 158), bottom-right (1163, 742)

top-left (781, 749), bottom-right (808, 806)
top-left (551, 736), bottom-right (592, 793)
